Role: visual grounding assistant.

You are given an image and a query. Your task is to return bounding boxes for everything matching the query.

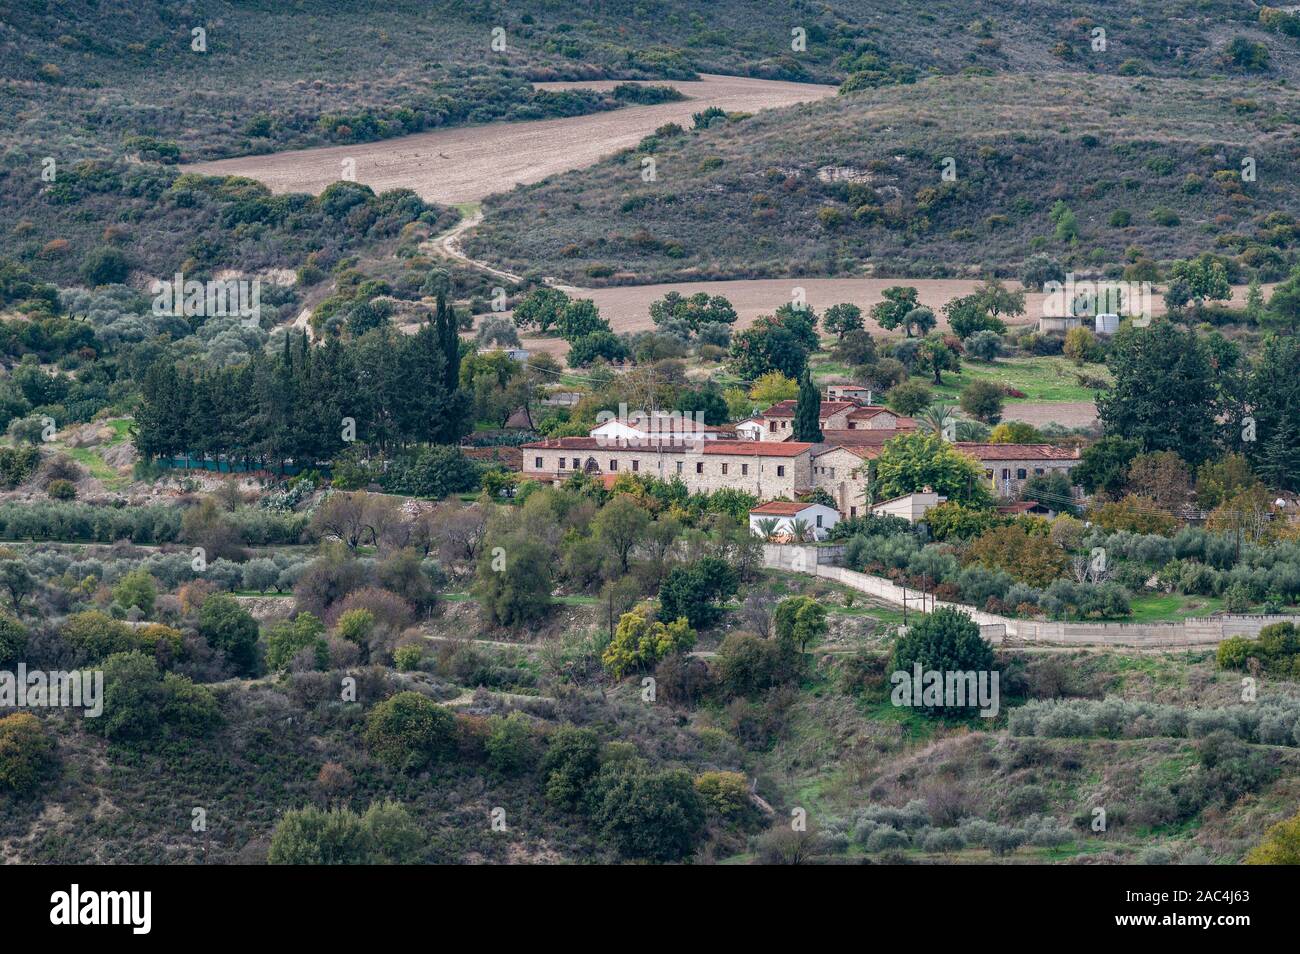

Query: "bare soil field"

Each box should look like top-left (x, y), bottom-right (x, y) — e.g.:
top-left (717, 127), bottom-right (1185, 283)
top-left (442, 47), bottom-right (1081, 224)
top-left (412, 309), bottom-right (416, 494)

top-left (182, 74), bottom-right (837, 206)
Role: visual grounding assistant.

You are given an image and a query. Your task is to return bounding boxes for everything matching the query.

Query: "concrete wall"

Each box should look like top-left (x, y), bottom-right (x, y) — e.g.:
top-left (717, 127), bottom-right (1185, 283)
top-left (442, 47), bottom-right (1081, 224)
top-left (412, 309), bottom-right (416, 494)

top-left (872, 492), bottom-right (942, 524)
top-left (1012, 615), bottom-right (1294, 649)
top-left (762, 544), bottom-right (1291, 649)
top-left (762, 543), bottom-right (845, 569)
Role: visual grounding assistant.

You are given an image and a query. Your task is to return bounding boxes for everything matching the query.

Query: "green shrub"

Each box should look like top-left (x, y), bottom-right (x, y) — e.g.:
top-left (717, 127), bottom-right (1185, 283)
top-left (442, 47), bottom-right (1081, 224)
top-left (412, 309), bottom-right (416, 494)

top-left (45, 478), bottom-right (76, 500)
top-left (0, 712), bottom-right (54, 794)
top-left (268, 800), bottom-right (425, 864)
top-left (364, 691), bottom-right (455, 771)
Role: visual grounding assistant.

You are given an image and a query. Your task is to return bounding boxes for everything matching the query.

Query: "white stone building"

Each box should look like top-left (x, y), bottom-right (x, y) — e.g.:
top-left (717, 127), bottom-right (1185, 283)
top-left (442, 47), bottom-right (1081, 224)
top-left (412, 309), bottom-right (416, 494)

top-left (749, 501), bottom-right (840, 541)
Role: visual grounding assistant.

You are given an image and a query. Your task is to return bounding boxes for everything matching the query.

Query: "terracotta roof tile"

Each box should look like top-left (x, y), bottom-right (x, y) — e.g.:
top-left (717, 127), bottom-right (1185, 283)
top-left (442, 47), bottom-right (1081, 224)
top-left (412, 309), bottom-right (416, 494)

top-left (521, 436), bottom-right (811, 457)
top-left (954, 443), bottom-right (1080, 461)
top-left (818, 428), bottom-right (914, 444)
top-left (750, 501), bottom-right (818, 515)
top-left (702, 441), bottom-right (812, 457)
top-left (760, 399), bottom-right (857, 419)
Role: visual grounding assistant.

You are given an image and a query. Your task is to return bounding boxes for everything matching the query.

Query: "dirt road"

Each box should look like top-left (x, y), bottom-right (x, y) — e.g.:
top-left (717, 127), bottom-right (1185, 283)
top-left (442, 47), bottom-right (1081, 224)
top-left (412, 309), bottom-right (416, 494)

top-left (182, 74), bottom-right (837, 206)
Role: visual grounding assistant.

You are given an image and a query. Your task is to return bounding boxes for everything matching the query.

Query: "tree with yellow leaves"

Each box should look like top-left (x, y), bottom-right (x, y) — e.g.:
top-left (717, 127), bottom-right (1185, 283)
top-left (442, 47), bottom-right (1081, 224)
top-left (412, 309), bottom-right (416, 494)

top-left (1245, 811), bottom-right (1300, 864)
top-left (602, 603), bottom-right (696, 679)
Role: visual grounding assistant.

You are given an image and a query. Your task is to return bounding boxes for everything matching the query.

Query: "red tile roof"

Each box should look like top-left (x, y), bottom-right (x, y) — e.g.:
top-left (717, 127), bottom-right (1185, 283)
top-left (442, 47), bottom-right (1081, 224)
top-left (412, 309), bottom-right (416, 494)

top-left (846, 405), bottom-right (902, 420)
top-left (760, 399), bottom-right (857, 419)
top-left (750, 501), bottom-right (819, 516)
top-left (819, 428), bottom-right (914, 445)
top-left (521, 436), bottom-right (811, 457)
top-left (522, 437), bottom-right (603, 450)
top-left (843, 445), bottom-right (886, 459)
top-left (954, 443), bottom-right (1080, 461)
top-left (702, 440), bottom-right (812, 457)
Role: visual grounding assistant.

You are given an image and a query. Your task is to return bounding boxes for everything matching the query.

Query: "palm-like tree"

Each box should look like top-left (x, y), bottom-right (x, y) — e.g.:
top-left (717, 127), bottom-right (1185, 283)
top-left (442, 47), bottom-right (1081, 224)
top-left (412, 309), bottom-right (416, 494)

top-left (789, 518), bottom-right (814, 543)
top-left (754, 517), bottom-right (780, 542)
top-left (918, 403), bottom-right (958, 439)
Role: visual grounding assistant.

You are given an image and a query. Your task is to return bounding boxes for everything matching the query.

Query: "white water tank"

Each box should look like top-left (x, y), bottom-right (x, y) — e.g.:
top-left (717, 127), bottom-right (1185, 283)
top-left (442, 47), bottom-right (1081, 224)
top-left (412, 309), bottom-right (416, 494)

top-left (1095, 313), bottom-right (1119, 335)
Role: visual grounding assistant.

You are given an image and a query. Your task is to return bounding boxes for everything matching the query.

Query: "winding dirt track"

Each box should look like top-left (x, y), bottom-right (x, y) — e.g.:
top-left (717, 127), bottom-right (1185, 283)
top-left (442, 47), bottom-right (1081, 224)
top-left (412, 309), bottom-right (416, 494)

top-left (182, 74), bottom-right (837, 205)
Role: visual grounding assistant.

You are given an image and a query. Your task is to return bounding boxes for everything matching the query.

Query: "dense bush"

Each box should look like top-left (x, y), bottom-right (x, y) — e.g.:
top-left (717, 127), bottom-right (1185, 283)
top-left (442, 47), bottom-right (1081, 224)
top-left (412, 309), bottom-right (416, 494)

top-left (364, 691), bottom-right (456, 772)
top-left (1218, 622), bottom-right (1300, 677)
top-left (0, 712), bottom-right (55, 794)
top-left (88, 651), bottom-right (220, 743)
top-left (267, 801), bottom-right (426, 864)
top-left (1011, 696), bottom-right (1300, 748)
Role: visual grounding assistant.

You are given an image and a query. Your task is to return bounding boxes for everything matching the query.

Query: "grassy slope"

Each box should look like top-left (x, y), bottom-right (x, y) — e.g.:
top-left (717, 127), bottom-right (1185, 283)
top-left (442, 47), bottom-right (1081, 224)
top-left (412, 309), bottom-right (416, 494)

top-left (911, 356), bottom-right (1111, 405)
top-left (749, 650), bottom-right (1300, 863)
top-left (3, 582), bottom-right (1295, 864)
top-left (469, 71), bottom-right (1300, 280)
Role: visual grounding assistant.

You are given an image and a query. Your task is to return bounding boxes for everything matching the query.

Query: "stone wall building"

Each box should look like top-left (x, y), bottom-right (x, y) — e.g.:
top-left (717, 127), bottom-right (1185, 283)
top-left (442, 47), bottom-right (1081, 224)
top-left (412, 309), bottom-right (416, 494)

top-left (953, 443), bottom-right (1081, 497)
top-left (521, 437), bottom-right (815, 499)
top-left (520, 436), bottom-right (1081, 515)
top-left (749, 399), bottom-right (915, 438)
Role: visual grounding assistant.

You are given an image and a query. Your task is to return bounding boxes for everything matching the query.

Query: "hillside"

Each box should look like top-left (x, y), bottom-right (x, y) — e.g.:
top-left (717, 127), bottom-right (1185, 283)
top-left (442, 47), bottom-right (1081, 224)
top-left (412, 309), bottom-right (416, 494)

top-left (466, 72), bottom-right (1300, 281)
top-left (7, 573), bottom-right (1300, 865)
top-left (2, 0), bottom-right (1292, 165)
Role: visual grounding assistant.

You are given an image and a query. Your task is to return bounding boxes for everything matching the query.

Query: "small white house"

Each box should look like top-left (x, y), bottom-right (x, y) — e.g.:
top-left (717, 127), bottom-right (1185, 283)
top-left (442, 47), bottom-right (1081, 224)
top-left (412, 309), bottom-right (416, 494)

top-left (478, 346), bottom-right (531, 362)
top-left (589, 413), bottom-right (723, 446)
top-left (749, 501), bottom-right (840, 541)
top-left (735, 418), bottom-right (765, 441)
top-left (871, 491), bottom-right (945, 524)
top-left (826, 383), bottom-right (873, 404)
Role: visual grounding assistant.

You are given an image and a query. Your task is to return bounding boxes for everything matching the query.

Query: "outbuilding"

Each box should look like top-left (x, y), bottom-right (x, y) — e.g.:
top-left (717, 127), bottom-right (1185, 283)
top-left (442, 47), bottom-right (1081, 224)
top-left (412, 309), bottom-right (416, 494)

top-left (749, 500), bottom-right (840, 541)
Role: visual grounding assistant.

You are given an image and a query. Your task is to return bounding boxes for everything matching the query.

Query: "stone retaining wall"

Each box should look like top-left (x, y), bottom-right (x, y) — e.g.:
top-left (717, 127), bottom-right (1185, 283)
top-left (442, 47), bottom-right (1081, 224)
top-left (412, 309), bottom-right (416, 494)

top-left (762, 545), bottom-right (1290, 649)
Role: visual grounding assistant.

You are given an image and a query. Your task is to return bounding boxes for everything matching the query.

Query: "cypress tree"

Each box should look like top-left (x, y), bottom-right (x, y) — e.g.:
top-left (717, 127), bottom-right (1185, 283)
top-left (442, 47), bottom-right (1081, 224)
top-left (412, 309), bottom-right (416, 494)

top-left (434, 292), bottom-right (472, 444)
top-left (1257, 418), bottom-right (1300, 493)
top-left (435, 293), bottom-right (460, 394)
top-left (794, 370), bottom-right (823, 442)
